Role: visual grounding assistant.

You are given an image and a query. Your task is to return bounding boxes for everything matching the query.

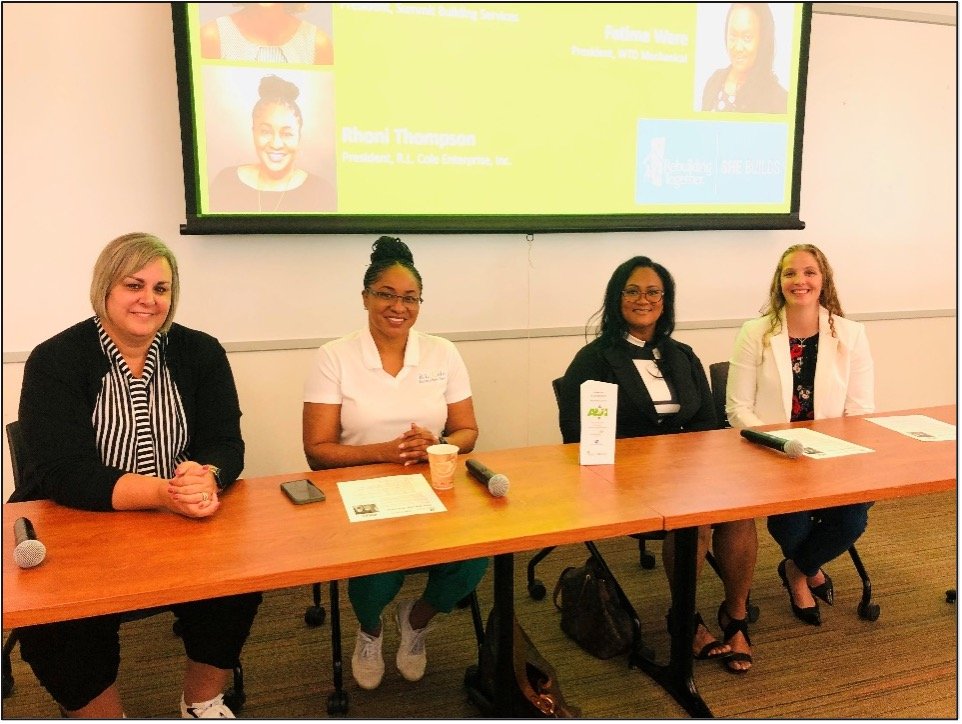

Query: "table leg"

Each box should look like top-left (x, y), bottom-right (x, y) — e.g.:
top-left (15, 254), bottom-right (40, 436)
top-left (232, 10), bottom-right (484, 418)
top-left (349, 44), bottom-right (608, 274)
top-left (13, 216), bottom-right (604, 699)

top-left (629, 526), bottom-right (713, 718)
top-left (465, 553), bottom-right (578, 717)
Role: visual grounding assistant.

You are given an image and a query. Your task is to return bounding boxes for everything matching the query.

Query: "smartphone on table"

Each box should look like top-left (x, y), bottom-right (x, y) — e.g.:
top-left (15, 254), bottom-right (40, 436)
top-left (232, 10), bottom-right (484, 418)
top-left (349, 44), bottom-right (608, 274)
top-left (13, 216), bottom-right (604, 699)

top-left (280, 479), bottom-right (326, 505)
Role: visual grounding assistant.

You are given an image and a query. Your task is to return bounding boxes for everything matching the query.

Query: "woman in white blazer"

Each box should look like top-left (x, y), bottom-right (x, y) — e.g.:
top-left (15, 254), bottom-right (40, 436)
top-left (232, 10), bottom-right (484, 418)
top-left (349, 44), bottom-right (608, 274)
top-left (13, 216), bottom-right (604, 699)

top-left (727, 244), bottom-right (874, 626)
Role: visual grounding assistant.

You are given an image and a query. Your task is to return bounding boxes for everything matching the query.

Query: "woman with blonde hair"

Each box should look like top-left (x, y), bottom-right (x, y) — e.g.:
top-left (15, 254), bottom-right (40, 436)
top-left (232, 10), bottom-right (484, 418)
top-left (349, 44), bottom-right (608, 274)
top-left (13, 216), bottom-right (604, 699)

top-left (15, 232), bottom-right (261, 718)
top-left (727, 243), bottom-right (874, 626)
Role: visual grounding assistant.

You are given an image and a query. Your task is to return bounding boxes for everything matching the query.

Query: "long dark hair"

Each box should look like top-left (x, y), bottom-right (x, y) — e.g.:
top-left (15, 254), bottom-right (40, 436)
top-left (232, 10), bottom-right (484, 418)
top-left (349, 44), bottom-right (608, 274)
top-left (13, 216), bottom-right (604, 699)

top-left (362, 236), bottom-right (423, 292)
top-left (588, 256), bottom-right (676, 346)
top-left (726, 3), bottom-right (777, 79)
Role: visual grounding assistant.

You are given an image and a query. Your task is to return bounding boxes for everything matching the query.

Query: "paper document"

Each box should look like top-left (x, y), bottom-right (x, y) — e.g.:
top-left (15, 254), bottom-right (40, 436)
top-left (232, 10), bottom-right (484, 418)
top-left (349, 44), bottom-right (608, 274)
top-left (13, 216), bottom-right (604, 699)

top-left (865, 415), bottom-right (956, 442)
top-left (580, 379), bottom-right (618, 465)
top-left (337, 474), bottom-right (447, 523)
top-left (766, 428), bottom-right (874, 459)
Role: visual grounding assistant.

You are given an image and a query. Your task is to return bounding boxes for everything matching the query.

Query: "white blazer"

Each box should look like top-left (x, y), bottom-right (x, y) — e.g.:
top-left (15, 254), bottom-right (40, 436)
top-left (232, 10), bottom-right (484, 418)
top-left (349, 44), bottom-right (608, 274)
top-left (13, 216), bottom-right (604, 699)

top-left (727, 306), bottom-right (875, 429)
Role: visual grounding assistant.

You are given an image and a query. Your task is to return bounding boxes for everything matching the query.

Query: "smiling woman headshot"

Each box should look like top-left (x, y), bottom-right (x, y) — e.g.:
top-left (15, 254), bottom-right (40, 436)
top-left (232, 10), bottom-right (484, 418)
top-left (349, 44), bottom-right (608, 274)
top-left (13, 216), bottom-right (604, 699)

top-left (209, 74), bottom-right (335, 213)
top-left (701, 2), bottom-right (788, 113)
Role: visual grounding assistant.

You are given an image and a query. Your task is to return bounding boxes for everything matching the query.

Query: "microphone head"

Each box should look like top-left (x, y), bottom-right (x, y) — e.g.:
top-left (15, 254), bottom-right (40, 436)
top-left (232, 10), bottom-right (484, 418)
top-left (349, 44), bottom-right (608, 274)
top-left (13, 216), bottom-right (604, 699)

top-left (784, 439), bottom-right (805, 459)
top-left (14, 539), bottom-right (46, 569)
top-left (488, 473), bottom-right (510, 497)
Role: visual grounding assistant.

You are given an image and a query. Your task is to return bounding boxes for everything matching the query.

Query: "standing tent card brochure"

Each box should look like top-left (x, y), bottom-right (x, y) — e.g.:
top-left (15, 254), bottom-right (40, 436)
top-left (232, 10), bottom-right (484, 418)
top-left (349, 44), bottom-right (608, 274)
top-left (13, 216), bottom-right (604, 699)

top-left (580, 380), bottom-right (618, 465)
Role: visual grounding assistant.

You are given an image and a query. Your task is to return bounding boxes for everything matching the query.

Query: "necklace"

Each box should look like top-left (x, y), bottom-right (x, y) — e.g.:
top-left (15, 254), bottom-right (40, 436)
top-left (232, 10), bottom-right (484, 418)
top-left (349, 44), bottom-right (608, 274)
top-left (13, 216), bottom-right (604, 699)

top-left (257, 171), bottom-right (295, 212)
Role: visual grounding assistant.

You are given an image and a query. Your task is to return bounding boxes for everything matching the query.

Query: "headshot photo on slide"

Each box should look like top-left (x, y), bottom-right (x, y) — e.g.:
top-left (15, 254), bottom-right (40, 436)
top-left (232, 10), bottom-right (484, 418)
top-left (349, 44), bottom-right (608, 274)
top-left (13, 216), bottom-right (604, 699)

top-left (203, 68), bottom-right (337, 213)
top-left (198, 2), bottom-right (334, 65)
top-left (694, 2), bottom-right (793, 114)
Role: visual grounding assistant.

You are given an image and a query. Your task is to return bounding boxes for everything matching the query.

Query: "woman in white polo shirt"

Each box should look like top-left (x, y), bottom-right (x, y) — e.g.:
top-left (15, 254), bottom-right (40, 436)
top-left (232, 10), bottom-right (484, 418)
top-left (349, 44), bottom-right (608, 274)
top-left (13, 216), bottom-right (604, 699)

top-left (302, 236), bottom-right (486, 692)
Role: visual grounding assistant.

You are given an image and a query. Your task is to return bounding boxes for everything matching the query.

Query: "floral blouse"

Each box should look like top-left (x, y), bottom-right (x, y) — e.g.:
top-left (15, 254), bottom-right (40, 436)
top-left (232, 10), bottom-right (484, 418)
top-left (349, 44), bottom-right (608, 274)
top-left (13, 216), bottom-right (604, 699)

top-left (789, 334), bottom-right (818, 421)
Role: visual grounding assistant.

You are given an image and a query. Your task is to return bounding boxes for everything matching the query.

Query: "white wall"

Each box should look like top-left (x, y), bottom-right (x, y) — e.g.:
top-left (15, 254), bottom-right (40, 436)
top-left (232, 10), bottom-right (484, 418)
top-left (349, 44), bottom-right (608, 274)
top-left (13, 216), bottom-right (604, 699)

top-left (2, 4), bottom-right (956, 501)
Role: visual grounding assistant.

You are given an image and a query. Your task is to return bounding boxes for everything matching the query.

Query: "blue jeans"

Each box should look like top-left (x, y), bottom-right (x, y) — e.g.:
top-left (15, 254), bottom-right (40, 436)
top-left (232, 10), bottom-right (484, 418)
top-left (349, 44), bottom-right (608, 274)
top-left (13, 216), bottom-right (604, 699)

top-left (767, 503), bottom-right (871, 577)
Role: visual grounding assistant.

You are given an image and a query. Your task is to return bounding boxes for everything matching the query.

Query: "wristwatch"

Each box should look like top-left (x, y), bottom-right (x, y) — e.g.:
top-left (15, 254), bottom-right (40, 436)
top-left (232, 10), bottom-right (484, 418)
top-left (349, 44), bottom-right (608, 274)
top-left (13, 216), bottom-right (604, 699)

top-left (207, 465), bottom-right (225, 492)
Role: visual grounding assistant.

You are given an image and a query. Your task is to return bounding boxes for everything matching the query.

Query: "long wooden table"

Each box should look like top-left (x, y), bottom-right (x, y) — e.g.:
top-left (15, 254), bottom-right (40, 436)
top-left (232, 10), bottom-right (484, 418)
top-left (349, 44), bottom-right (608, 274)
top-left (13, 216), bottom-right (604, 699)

top-left (3, 406), bottom-right (955, 717)
top-left (591, 404), bottom-right (957, 716)
top-left (2, 443), bottom-right (662, 716)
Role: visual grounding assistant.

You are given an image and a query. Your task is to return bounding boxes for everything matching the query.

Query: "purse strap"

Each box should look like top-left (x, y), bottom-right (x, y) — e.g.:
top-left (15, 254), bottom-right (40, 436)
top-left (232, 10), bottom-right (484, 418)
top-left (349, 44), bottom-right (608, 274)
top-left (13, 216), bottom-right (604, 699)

top-left (552, 566), bottom-right (577, 611)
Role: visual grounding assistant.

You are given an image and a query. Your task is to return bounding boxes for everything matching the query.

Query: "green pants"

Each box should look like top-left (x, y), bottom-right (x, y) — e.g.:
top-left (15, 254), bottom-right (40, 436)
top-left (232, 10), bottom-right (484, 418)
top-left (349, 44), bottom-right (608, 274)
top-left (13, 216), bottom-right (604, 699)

top-left (348, 558), bottom-right (488, 632)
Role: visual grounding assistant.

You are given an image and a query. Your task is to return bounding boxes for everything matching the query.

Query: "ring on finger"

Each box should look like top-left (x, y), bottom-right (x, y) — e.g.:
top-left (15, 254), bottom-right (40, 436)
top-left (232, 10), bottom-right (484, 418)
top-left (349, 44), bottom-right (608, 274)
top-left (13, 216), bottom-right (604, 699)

top-left (201, 491), bottom-right (209, 502)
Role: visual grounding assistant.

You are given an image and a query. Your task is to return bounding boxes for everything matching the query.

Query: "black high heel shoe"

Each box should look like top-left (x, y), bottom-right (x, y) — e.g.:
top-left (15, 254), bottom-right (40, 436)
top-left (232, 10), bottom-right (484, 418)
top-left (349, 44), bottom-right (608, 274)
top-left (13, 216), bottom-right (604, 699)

top-left (777, 559), bottom-right (821, 626)
top-left (809, 570), bottom-right (834, 606)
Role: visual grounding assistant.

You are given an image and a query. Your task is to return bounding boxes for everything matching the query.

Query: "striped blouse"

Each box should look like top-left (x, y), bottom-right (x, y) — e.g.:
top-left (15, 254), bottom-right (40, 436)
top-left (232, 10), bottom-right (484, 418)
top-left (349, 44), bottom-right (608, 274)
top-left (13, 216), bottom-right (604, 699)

top-left (91, 318), bottom-right (188, 478)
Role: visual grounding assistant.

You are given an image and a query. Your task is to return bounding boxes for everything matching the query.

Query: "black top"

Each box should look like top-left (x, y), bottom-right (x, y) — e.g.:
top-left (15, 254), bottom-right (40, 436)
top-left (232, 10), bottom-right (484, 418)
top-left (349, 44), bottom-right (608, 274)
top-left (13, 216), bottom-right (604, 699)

top-left (209, 167), bottom-right (337, 213)
top-left (557, 336), bottom-right (717, 444)
top-left (15, 318), bottom-right (244, 510)
top-left (701, 67), bottom-right (788, 114)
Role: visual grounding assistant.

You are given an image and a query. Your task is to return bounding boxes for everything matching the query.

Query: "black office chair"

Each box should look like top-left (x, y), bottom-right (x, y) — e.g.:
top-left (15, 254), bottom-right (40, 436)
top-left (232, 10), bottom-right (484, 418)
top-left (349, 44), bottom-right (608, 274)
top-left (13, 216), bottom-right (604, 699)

top-left (708, 362), bottom-right (880, 622)
top-left (2, 421), bottom-right (248, 710)
top-left (305, 574), bottom-right (484, 713)
top-left (526, 378), bottom-right (747, 622)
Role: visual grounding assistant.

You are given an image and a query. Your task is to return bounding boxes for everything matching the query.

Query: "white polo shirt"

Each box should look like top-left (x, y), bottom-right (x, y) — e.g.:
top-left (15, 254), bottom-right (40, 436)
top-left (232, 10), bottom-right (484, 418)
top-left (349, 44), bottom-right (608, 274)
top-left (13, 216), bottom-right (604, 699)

top-left (303, 327), bottom-right (473, 446)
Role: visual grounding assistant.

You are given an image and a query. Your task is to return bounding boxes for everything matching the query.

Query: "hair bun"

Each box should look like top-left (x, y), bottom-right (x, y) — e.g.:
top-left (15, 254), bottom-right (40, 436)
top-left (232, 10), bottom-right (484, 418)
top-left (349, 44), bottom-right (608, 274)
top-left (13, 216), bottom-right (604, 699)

top-left (258, 75), bottom-right (299, 103)
top-left (370, 236), bottom-right (414, 265)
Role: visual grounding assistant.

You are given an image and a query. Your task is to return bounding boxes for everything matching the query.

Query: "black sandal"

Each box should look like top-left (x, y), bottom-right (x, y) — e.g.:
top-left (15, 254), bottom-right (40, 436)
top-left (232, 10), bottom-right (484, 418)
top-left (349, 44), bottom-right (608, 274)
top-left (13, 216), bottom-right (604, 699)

top-left (717, 601), bottom-right (753, 674)
top-left (666, 609), bottom-right (729, 660)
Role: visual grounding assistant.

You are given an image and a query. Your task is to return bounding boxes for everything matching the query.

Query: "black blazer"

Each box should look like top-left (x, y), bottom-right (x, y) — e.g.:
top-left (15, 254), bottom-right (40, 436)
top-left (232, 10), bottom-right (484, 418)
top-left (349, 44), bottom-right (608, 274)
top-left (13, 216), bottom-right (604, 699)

top-left (558, 336), bottom-right (717, 444)
top-left (15, 318), bottom-right (244, 510)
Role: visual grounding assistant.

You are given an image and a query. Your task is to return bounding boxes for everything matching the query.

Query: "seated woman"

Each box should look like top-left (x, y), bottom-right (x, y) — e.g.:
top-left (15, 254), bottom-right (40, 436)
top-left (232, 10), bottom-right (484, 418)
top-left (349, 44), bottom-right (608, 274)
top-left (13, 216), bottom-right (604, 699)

top-left (727, 243), bottom-right (874, 626)
top-left (558, 256), bottom-right (756, 673)
top-left (14, 232), bottom-right (262, 718)
top-left (302, 235), bottom-right (487, 690)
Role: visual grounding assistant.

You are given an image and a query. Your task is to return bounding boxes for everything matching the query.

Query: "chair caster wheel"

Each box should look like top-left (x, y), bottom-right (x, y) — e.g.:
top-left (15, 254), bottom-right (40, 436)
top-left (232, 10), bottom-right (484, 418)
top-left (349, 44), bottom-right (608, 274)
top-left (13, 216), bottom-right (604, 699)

top-left (223, 688), bottom-right (245, 715)
top-left (326, 690), bottom-right (349, 715)
top-left (858, 602), bottom-right (880, 621)
top-left (528, 580), bottom-right (546, 601)
top-left (172, 620), bottom-right (184, 638)
top-left (304, 605), bottom-right (326, 627)
top-left (946, 589), bottom-right (956, 604)
top-left (640, 552), bottom-right (656, 570)
top-left (747, 603), bottom-right (760, 624)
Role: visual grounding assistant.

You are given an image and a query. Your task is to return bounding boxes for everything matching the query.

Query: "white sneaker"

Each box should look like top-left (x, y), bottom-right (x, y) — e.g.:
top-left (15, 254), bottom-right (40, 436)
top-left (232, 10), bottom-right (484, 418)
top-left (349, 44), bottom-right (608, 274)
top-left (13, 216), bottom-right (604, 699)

top-left (351, 626), bottom-right (385, 690)
top-left (395, 600), bottom-right (436, 682)
top-left (180, 693), bottom-right (234, 718)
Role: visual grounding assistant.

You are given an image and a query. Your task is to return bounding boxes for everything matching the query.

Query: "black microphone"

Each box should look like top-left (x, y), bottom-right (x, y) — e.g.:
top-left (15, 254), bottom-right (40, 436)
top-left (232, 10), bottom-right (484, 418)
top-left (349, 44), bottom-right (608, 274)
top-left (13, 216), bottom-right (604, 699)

top-left (465, 459), bottom-right (510, 497)
top-left (740, 429), bottom-right (805, 459)
top-left (13, 517), bottom-right (46, 569)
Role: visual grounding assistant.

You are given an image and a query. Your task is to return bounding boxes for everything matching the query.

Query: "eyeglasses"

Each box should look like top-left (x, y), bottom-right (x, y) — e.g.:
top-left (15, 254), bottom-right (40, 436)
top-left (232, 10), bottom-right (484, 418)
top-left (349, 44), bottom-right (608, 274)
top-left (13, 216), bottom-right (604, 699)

top-left (621, 287), bottom-right (664, 303)
top-left (365, 288), bottom-right (423, 306)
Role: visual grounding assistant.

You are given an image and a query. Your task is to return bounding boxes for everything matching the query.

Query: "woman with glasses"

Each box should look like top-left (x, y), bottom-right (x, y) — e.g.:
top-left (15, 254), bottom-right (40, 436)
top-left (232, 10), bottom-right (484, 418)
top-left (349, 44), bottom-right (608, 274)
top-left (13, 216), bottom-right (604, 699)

top-left (727, 244), bottom-right (874, 626)
top-left (557, 255), bottom-right (757, 673)
top-left (302, 235), bottom-right (486, 691)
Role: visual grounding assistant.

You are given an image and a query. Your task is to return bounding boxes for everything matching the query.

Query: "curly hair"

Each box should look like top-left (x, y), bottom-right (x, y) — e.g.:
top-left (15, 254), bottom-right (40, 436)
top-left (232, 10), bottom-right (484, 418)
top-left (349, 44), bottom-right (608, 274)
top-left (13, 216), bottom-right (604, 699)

top-left (253, 75), bottom-right (303, 128)
top-left (762, 243), bottom-right (843, 343)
